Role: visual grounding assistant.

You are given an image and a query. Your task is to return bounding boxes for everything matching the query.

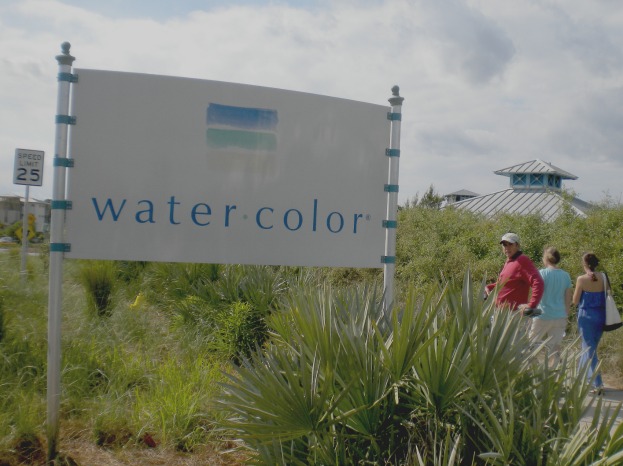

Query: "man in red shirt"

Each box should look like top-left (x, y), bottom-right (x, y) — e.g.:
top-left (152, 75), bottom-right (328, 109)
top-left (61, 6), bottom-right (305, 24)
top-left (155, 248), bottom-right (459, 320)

top-left (485, 233), bottom-right (544, 313)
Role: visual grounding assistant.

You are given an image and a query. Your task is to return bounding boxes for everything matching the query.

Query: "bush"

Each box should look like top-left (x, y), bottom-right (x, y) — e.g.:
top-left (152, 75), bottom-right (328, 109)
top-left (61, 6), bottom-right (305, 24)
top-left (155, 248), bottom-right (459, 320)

top-left (2, 199), bottom-right (623, 464)
top-left (396, 203), bottom-right (623, 383)
top-left (218, 276), bottom-right (623, 465)
top-left (172, 297), bottom-right (268, 363)
top-left (154, 265), bottom-right (291, 364)
top-left (143, 262), bottom-right (221, 303)
top-left (78, 260), bottom-right (117, 317)
top-left (133, 356), bottom-right (224, 451)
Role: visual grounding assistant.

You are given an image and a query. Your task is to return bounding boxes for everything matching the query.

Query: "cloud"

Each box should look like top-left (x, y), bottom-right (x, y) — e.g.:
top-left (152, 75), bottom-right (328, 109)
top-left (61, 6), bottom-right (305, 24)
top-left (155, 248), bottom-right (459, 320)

top-left (417, 0), bottom-right (516, 85)
top-left (546, 2), bottom-right (623, 78)
top-left (550, 88), bottom-right (623, 162)
top-left (0, 0), bottom-right (622, 206)
top-left (417, 126), bottom-right (497, 158)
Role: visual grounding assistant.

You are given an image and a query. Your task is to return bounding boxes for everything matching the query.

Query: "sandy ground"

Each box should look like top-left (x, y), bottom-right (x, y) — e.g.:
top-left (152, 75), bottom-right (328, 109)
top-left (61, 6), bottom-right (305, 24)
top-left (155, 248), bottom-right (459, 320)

top-left (581, 381), bottom-right (623, 431)
top-left (57, 439), bottom-right (247, 466)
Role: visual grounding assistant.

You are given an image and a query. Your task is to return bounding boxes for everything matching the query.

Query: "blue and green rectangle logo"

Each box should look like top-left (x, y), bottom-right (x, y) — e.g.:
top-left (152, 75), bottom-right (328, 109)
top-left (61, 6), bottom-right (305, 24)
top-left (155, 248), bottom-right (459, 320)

top-left (207, 103), bottom-right (278, 152)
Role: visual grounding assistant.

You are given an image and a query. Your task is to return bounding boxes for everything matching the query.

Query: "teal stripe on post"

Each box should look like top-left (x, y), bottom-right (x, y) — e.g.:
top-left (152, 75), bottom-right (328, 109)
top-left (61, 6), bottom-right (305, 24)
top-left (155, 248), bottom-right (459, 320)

top-left (387, 112), bottom-right (402, 121)
top-left (51, 200), bottom-right (72, 210)
top-left (382, 220), bottom-right (397, 229)
top-left (381, 256), bottom-right (396, 264)
top-left (385, 148), bottom-right (400, 157)
top-left (55, 115), bottom-right (76, 125)
top-left (57, 72), bottom-right (78, 83)
top-left (50, 243), bottom-right (71, 252)
top-left (53, 157), bottom-right (74, 167)
top-left (384, 184), bottom-right (399, 193)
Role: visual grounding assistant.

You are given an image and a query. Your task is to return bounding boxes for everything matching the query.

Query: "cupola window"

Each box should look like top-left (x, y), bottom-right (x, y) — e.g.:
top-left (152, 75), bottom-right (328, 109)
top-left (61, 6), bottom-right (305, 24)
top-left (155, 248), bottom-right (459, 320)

top-left (546, 175), bottom-right (562, 188)
top-left (513, 174), bottom-right (527, 186)
top-left (530, 174), bottom-right (544, 186)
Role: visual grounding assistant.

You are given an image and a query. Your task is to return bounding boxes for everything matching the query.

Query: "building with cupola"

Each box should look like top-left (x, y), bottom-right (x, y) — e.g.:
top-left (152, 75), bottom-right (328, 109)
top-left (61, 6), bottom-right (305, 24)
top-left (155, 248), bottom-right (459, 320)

top-left (444, 159), bottom-right (592, 221)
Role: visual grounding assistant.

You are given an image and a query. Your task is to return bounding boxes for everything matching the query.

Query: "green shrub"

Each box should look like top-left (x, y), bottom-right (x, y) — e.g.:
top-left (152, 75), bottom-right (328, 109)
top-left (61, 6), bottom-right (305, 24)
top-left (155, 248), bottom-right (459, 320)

top-left (172, 297), bottom-right (268, 363)
top-left (7, 247), bottom-right (20, 264)
top-left (161, 265), bottom-right (290, 364)
top-left (215, 265), bottom-right (245, 302)
top-left (220, 301), bottom-right (267, 363)
top-left (239, 265), bottom-right (286, 314)
top-left (218, 275), bottom-right (623, 465)
top-left (36, 241), bottom-right (50, 272)
top-left (2, 200), bottom-right (623, 463)
top-left (78, 260), bottom-right (117, 316)
top-left (143, 262), bottom-right (220, 303)
top-left (133, 356), bottom-right (224, 451)
top-left (396, 206), bottom-right (503, 292)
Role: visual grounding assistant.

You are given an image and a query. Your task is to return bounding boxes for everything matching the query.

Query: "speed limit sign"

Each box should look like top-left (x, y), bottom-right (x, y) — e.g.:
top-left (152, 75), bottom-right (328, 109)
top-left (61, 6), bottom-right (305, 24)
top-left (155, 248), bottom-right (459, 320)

top-left (14, 148), bottom-right (44, 186)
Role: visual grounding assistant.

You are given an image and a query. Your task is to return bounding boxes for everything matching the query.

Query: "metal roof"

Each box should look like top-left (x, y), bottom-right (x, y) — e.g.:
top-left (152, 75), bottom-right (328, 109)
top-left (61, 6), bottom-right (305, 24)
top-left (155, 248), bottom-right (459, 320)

top-left (447, 188), bottom-right (591, 221)
top-left (445, 189), bottom-right (480, 197)
top-left (494, 159), bottom-right (578, 180)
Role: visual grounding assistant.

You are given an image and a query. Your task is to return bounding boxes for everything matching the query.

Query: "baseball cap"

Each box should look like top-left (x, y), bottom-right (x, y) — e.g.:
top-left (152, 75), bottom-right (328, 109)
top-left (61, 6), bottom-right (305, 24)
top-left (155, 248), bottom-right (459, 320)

top-left (500, 233), bottom-right (520, 244)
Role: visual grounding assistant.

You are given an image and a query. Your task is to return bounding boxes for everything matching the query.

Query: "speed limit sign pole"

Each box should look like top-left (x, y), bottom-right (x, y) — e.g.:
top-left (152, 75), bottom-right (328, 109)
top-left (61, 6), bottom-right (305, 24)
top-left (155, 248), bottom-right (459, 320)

top-left (20, 185), bottom-right (30, 278)
top-left (13, 148), bottom-right (45, 279)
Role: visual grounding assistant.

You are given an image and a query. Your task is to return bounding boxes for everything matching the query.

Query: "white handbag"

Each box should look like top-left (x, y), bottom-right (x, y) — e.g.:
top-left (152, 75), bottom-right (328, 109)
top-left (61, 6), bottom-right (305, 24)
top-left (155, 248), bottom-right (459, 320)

top-left (603, 273), bottom-right (622, 331)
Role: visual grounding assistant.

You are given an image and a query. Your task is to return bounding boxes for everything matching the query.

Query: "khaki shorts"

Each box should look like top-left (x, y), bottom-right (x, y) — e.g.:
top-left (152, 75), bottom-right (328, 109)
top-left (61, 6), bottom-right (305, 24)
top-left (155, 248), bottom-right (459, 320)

top-left (529, 317), bottom-right (567, 353)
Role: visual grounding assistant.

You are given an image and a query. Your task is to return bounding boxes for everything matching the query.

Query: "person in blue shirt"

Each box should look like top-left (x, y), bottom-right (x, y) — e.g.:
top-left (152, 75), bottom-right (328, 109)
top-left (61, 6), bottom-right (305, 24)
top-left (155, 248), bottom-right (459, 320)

top-left (530, 246), bottom-right (572, 367)
top-left (573, 252), bottom-right (607, 394)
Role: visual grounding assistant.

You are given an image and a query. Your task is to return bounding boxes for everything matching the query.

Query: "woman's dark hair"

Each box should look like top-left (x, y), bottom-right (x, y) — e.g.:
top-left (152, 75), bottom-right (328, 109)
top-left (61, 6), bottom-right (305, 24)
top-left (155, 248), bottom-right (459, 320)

top-left (583, 252), bottom-right (599, 281)
top-left (543, 246), bottom-right (561, 265)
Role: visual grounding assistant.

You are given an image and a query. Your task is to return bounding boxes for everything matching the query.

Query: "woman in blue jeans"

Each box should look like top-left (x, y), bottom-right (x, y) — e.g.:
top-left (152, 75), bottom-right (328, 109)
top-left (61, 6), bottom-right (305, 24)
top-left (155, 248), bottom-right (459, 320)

top-left (572, 252), bottom-right (607, 394)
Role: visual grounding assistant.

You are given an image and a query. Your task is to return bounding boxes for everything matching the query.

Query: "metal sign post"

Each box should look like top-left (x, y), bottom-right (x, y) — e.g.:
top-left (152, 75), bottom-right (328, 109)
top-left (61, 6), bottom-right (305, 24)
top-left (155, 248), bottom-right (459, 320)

top-left (47, 42), bottom-right (75, 462)
top-left (20, 186), bottom-right (29, 278)
top-left (382, 86), bottom-right (404, 311)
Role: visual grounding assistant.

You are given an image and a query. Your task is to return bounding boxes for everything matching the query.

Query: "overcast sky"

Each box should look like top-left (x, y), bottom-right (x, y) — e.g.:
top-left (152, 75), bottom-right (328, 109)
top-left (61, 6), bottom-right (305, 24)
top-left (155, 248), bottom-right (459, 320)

top-left (2, 0), bottom-right (622, 205)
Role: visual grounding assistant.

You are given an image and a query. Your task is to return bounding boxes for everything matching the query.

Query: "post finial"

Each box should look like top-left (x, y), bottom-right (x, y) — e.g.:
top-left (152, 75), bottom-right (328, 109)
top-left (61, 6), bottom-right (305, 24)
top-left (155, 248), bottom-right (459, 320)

top-left (56, 42), bottom-right (75, 66)
top-left (388, 85), bottom-right (404, 106)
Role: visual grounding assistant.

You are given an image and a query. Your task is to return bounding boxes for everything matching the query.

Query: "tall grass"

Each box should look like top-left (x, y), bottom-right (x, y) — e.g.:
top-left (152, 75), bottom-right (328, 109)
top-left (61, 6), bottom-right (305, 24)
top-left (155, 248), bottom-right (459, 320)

top-left (0, 252), bottom-right (49, 463)
top-left (1, 243), bottom-right (622, 465)
top-left (0, 291), bottom-right (4, 343)
top-left (0, 255), bottom-right (327, 463)
top-left (133, 356), bottom-right (225, 452)
top-left (77, 260), bottom-right (117, 316)
top-left (0, 257), bottom-right (241, 462)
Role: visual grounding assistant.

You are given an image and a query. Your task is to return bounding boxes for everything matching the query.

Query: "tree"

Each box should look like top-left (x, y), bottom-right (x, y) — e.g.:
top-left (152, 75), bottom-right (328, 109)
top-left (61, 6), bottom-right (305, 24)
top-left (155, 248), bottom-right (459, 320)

top-left (418, 185), bottom-right (444, 209)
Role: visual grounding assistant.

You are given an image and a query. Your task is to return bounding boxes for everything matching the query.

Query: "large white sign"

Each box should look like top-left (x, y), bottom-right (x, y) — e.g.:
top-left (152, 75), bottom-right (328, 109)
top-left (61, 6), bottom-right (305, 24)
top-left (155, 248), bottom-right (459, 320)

top-left (65, 70), bottom-right (390, 267)
top-left (14, 148), bottom-right (44, 186)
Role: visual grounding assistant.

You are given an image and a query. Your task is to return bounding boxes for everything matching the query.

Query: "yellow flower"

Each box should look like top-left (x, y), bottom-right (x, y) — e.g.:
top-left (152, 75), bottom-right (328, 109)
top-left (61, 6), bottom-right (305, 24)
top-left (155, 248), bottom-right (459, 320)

top-left (130, 292), bottom-right (145, 309)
